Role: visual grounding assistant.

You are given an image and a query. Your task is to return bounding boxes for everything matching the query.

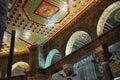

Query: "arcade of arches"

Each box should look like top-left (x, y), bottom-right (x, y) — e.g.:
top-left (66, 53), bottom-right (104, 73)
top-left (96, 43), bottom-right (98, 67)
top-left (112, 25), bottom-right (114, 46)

top-left (0, 0), bottom-right (120, 80)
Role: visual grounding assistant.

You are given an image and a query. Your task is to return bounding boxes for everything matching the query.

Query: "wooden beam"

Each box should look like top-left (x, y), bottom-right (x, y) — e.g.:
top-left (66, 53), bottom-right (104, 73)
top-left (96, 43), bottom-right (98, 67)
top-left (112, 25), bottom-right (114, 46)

top-left (45, 25), bottom-right (120, 74)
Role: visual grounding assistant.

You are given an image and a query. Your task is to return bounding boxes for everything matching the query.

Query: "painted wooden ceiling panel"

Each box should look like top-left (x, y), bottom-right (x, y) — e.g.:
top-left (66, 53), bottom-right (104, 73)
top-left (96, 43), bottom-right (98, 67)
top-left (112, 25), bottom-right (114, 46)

top-left (2, 0), bottom-right (95, 52)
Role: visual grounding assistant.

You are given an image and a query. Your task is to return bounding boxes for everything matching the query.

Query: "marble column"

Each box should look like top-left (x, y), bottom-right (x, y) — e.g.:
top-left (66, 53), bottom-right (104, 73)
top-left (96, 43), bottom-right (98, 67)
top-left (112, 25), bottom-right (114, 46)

top-left (62, 64), bottom-right (74, 80)
top-left (95, 45), bottom-right (114, 80)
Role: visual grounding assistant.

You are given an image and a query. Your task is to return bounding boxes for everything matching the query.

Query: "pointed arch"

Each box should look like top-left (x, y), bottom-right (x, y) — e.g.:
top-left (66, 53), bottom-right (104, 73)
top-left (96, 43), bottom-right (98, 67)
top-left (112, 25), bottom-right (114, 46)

top-left (45, 49), bottom-right (62, 68)
top-left (66, 31), bottom-right (91, 55)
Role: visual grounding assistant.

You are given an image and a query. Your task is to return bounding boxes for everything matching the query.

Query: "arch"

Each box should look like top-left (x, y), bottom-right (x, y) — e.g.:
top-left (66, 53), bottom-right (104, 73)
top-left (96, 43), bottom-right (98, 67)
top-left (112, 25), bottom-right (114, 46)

top-left (97, 1), bottom-right (120, 36)
top-left (45, 49), bottom-right (62, 68)
top-left (11, 61), bottom-right (29, 76)
top-left (65, 31), bottom-right (100, 79)
top-left (66, 31), bottom-right (91, 55)
top-left (96, 2), bottom-right (120, 77)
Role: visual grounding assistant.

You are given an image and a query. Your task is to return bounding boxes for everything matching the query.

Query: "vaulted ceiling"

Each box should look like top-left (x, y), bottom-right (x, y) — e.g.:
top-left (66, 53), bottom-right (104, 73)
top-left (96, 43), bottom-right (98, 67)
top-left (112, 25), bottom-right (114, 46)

top-left (1, 0), bottom-right (95, 53)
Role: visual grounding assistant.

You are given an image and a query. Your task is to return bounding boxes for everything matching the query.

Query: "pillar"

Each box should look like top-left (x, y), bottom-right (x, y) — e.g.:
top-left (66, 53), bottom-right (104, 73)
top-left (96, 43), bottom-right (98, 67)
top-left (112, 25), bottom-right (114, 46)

top-left (27, 43), bottom-right (48, 80)
top-left (62, 64), bottom-right (76, 80)
top-left (28, 43), bottom-right (39, 71)
top-left (27, 43), bottom-right (40, 80)
top-left (95, 45), bottom-right (114, 80)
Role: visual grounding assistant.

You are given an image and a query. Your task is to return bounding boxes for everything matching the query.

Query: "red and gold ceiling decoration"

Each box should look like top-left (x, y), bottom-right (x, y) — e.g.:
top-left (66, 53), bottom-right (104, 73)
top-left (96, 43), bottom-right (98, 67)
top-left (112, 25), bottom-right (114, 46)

top-left (2, 0), bottom-right (95, 52)
top-left (23, 0), bottom-right (69, 25)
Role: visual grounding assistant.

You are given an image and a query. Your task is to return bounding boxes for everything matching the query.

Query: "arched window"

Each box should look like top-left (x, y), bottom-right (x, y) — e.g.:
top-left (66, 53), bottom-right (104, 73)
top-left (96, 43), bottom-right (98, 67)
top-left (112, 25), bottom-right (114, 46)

top-left (97, 1), bottom-right (120, 78)
top-left (11, 61), bottom-right (29, 77)
top-left (66, 31), bottom-right (100, 80)
top-left (66, 31), bottom-right (91, 55)
top-left (45, 49), bottom-right (62, 68)
top-left (97, 1), bottom-right (120, 36)
top-left (97, 1), bottom-right (120, 65)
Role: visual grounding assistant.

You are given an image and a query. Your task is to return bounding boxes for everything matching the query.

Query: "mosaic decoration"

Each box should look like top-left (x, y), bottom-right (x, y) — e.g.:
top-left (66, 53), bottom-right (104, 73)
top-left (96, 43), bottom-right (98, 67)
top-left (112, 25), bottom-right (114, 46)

top-left (23, 0), bottom-right (68, 25)
top-left (34, 1), bottom-right (59, 19)
top-left (3, 0), bottom-right (94, 52)
top-left (114, 9), bottom-right (120, 22)
top-left (97, 1), bottom-right (120, 36)
top-left (45, 49), bottom-right (62, 68)
top-left (66, 31), bottom-right (91, 55)
top-left (96, 2), bottom-right (120, 77)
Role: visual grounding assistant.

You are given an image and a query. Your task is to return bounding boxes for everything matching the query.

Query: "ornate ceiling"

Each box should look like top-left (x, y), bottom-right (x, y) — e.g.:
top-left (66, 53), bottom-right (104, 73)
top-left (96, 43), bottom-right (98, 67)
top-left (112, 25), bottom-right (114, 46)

top-left (2, 0), bottom-right (95, 53)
